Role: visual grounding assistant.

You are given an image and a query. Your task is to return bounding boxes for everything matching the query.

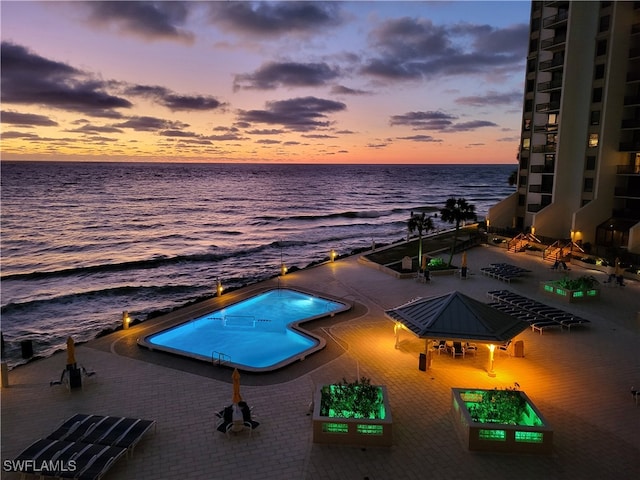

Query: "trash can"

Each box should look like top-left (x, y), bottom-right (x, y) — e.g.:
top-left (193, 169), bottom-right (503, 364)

top-left (20, 340), bottom-right (33, 359)
top-left (419, 353), bottom-right (427, 371)
top-left (513, 340), bottom-right (524, 358)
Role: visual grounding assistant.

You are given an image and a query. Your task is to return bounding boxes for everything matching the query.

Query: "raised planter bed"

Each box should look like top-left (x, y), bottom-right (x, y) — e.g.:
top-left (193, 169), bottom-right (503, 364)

top-left (312, 381), bottom-right (392, 447)
top-left (451, 388), bottom-right (553, 454)
top-left (539, 280), bottom-right (600, 303)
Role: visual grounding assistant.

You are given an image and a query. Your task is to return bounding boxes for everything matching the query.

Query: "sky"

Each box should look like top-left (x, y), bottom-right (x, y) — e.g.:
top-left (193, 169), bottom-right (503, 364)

top-left (0, 1), bottom-right (531, 164)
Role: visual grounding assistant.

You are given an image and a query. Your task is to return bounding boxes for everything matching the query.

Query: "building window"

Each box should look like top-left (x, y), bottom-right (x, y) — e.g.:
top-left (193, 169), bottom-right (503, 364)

top-left (529, 38), bottom-right (538, 53)
top-left (524, 99), bottom-right (533, 112)
top-left (518, 194), bottom-right (525, 206)
top-left (596, 39), bottom-right (607, 56)
top-left (594, 64), bottom-right (605, 80)
top-left (526, 79), bottom-right (535, 93)
top-left (599, 15), bottom-right (610, 33)
top-left (527, 59), bottom-right (536, 73)
top-left (522, 138), bottom-right (531, 149)
top-left (524, 118), bottom-right (531, 130)
top-left (590, 110), bottom-right (601, 125)
top-left (519, 175), bottom-right (527, 186)
top-left (520, 155), bottom-right (529, 169)
top-left (586, 156), bottom-right (596, 170)
top-left (592, 88), bottom-right (603, 103)
top-left (583, 178), bottom-right (594, 193)
top-left (588, 133), bottom-right (599, 148)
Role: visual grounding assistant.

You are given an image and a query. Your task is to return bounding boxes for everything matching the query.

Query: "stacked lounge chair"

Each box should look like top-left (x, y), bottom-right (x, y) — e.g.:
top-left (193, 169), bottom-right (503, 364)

top-left (487, 289), bottom-right (591, 334)
top-left (12, 414), bottom-right (155, 480)
top-left (480, 263), bottom-right (531, 283)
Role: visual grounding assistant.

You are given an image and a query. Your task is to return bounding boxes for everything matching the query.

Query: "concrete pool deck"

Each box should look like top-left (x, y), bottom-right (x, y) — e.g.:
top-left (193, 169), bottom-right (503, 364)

top-left (1, 242), bottom-right (639, 479)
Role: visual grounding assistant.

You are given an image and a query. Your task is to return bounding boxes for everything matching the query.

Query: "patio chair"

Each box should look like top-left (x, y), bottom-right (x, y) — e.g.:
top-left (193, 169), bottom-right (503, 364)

top-left (433, 340), bottom-right (446, 355)
top-left (464, 343), bottom-right (478, 355)
top-left (498, 340), bottom-right (512, 355)
top-left (451, 342), bottom-right (465, 358)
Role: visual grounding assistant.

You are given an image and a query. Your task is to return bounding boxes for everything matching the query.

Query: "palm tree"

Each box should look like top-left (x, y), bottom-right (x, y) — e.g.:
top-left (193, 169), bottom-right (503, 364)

top-left (440, 197), bottom-right (476, 266)
top-left (407, 212), bottom-right (434, 271)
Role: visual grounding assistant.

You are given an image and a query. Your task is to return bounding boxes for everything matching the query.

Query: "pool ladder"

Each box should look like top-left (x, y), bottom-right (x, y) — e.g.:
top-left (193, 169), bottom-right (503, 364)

top-left (211, 351), bottom-right (231, 366)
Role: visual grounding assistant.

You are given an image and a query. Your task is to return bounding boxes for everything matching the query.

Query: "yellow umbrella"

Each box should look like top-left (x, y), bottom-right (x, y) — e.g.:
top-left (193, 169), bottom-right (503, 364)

top-left (66, 336), bottom-right (76, 366)
top-left (461, 252), bottom-right (467, 268)
top-left (232, 368), bottom-right (242, 404)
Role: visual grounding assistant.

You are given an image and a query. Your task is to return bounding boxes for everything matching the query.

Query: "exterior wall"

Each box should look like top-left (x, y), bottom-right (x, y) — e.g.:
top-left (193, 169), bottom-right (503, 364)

top-left (487, 191), bottom-right (519, 230)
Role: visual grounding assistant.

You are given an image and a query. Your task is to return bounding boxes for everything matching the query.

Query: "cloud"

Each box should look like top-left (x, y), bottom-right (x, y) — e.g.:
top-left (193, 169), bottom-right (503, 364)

top-left (125, 84), bottom-right (225, 111)
top-left (397, 134), bottom-right (442, 143)
top-left (207, 1), bottom-right (344, 37)
top-left (1, 42), bottom-right (131, 118)
top-left (1, 110), bottom-right (58, 127)
top-left (330, 85), bottom-right (370, 95)
top-left (237, 96), bottom-right (346, 132)
top-left (113, 116), bottom-right (189, 132)
top-left (82, 1), bottom-right (194, 43)
top-left (67, 123), bottom-right (124, 134)
top-left (233, 62), bottom-right (340, 91)
top-left (361, 17), bottom-right (528, 81)
top-left (455, 90), bottom-right (522, 107)
top-left (390, 110), bottom-right (496, 132)
top-left (390, 111), bottom-right (456, 130)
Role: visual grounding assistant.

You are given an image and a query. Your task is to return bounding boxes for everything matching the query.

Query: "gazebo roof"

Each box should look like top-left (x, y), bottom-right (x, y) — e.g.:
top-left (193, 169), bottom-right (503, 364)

top-left (385, 291), bottom-right (528, 343)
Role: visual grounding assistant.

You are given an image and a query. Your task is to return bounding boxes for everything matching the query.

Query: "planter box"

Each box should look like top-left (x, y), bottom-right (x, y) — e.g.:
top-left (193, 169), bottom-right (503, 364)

top-left (539, 281), bottom-right (600, 303)
top-left (312, 384), bottom-right (393, 447)
top-left (451, 388), bottom-right (553, 454)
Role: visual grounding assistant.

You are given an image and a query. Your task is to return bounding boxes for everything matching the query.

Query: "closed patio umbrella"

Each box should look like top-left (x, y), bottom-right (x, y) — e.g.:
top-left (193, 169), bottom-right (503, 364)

top-left (461, 251), bottom-right (468, 278)
top-left (66, 337), bottom-right (76, 367)
top-left (232, 368), bottom-right (242, 404)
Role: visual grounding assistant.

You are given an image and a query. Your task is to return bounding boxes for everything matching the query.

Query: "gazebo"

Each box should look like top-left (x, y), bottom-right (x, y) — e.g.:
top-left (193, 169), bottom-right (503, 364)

top-left (385, 291), bottom-right (529, 375)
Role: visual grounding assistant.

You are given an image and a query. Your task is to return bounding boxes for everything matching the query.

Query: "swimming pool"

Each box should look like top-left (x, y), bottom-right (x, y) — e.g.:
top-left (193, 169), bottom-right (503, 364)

top-left (140, 288), bottom-right (349, 372)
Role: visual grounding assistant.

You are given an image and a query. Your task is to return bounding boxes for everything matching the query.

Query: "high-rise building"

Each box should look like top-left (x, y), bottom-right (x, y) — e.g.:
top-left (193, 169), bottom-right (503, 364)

top-left (488, 1), bottom-right (640, 255)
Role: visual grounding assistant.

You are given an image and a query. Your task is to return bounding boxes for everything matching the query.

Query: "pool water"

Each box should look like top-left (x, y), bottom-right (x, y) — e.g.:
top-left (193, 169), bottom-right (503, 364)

top-left (143, 289), bottom-right (347, 371)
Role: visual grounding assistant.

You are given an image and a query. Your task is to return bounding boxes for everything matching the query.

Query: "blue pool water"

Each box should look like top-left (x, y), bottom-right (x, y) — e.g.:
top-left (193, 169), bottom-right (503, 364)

top-left (142, 289), bottom-right (348, 371)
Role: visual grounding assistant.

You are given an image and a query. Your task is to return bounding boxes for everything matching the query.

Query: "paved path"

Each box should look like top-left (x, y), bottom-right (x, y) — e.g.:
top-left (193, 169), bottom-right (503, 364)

top-left (2, 243), bottom-right (639, 480)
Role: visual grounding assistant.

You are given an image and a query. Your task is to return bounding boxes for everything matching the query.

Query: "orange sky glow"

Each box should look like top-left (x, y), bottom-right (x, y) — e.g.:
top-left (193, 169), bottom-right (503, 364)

top-left (1, 1), bottom-right (530, 164)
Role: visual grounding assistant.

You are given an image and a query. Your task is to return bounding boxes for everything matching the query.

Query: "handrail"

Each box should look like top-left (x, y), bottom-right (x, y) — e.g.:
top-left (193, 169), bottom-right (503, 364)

top-left (211, 351), bottom-right (231, 366)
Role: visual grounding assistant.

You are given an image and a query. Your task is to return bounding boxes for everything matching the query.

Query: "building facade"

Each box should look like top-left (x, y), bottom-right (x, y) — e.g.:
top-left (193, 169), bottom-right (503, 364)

top-left (489, 1), bottom-right (640, 255)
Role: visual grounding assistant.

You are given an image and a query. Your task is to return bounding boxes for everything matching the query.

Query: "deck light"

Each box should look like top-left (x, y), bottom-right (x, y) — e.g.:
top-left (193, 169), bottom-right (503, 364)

top-left (330, 249), bottom-right (337, 262)
top-left (216, 279), bottom-right (223, 297)
top-left (281, 263), bottom-right (287, 276)
top-left (122, 311), bottom-right (131, 330)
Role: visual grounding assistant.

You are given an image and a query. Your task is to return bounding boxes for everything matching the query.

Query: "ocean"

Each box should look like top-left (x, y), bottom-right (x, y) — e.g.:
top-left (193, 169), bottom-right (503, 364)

top-left (0, 162), bottom-right (515, 367)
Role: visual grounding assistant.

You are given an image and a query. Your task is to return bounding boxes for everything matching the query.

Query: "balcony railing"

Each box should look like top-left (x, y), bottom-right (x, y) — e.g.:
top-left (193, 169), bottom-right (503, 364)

top-left (527, 204), bottom-right (542, 213)
top-left (536, 101), bottom-right (561, 113)
top-left (542, 11), bottom-right (568, 29)
top-left (624, 96), bottom-right (640, 106)
top-left (621, 119), bottom-right (640, 129)
top-left (614, 187), bottom-right (640, 198)
top-left (616, 165), bottom-right (640, 174)
top-left (619, 142), bottom-right (640, 151)
top-left (533, 123), bottom-right (558, 133)
top-left (530, 164), bottom-right (555, 174)
top-left (529, 184), bottom-right (542, 193)
top-left (540, 35), bottom-right (567, 50)
top-left (532, 144), bottom-right (557, 153)
top-left (539, 57), bottom-right (564, 71)
top-left (537, 79), bottom-right (563, 92)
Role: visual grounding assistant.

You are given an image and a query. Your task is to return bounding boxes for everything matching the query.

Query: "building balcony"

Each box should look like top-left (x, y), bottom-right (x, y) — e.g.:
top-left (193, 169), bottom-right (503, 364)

top-left (615, 187), bottom-right (640, 198)
top-left (536, 101), bottom-right (560, 113)
top-left (616, 165), bottom-right (640, 174)
top-left (527, 203), bottom-right (542, 213)
top-left (537, 79), bottom-right (563, 92)
top-left (627, 71), bottom-right (640, 82)
top-left (624, 96), bottom-right (640, 106)
top-left (619, 142), bottom-right (640, 152)
top-left (539, 57), bottom-right (564, 71)
top-left (621, 119), bottom-right (640, 129)
top-left (533, 123), bottom-right (558, 133)
top-left (530, 164), bottom-right (555, 174)
top-left (532, 144), bottom-right (557, 153)
top-left (542, 11), bottom-right (568, 29)
top-left (540, 35), bottom-right (566, 51)
top-left (630, 47), bottom-right (640, 60)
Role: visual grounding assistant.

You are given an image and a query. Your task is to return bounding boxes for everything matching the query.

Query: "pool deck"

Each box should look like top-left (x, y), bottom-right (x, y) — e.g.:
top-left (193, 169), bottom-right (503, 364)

top-left (2, 242), bottom-right (639, 479)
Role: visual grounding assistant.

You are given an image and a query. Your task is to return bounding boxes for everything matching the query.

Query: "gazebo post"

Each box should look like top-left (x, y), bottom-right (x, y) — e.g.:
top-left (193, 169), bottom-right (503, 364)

top-left (425, 339), bottom-right (433, 370)
top-left (488, 344), bottom-right (497, 377)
